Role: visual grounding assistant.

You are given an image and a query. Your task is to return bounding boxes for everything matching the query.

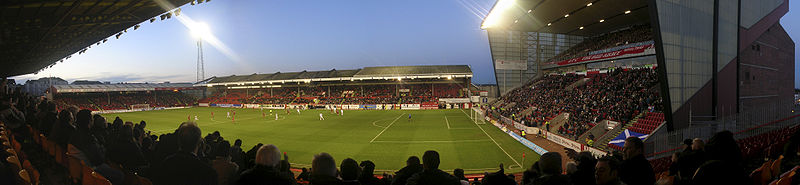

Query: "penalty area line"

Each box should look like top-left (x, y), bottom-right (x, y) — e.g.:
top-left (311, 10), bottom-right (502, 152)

top-left (369, 113), bottom-right (405, 143)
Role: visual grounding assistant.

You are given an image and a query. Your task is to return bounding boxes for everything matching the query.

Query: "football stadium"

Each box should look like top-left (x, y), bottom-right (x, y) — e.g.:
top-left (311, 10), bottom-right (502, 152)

top-left (0, 0), bottom-right (797, 185)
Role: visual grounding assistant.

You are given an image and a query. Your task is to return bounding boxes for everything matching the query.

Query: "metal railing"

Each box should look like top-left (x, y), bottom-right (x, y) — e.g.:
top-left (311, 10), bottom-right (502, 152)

top-left (644, 101), bottom-right (797, 159)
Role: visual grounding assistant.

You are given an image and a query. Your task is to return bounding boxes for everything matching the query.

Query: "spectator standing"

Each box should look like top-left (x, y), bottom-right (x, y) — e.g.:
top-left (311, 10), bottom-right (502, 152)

top-left (406, 150), bottom-right (460, 185)
top-left (213, 140), bottom-right (239, 185)
top-left (619, 137), bottom-right (655, 185)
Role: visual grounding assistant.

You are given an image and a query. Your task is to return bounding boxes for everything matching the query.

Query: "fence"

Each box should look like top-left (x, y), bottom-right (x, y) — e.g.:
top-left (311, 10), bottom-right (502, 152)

top-left (644, 101), bottom-right (797, 159)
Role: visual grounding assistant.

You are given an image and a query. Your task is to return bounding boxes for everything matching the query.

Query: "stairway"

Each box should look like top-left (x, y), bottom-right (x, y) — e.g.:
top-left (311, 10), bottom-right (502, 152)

top-left (596, 112), bottom-right (646, 151)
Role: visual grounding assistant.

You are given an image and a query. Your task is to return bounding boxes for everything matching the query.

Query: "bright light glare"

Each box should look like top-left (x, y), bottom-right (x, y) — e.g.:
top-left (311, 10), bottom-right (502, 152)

top-left (481, 0), bottom-right (516, 29)
top-left (190, 22), bottom-right (211, 39)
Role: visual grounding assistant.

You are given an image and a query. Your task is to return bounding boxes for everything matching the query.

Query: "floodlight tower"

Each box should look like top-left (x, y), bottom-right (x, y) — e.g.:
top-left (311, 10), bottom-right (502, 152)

top-left (196, 39), bottom-right (205, 82)
top-left (191, 22), bottom-right (210, 82)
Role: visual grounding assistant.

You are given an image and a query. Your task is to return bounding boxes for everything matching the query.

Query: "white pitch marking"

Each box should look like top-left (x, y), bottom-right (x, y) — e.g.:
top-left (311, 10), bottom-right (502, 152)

top-left (369, 113), bottom-right (405, 143)
top-left (473, 114), bottom-right (523, 168)
top-left (371, 139), bottom-right (491, 143)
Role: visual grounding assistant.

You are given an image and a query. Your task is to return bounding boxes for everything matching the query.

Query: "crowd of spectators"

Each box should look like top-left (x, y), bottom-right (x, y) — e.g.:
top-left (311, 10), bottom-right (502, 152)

top-left (53, 91), bottom-right (196, 111)
top-left (493, 67), bottom-right (662, 140)
top-left (549, 25), bottom-right (653, 62)
top-left (202, 83), bottom-right (466, 105)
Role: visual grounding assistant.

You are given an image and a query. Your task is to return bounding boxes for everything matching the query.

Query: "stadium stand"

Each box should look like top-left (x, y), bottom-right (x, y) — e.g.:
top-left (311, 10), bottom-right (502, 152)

top-left (490, 67), bottom-right (662, 140)
top-left (548, 25), bottom-right (653, 63)
top-left (51, 83), bottom-right (199, 111)
top-left (199, 65), bottom-right (474, 105)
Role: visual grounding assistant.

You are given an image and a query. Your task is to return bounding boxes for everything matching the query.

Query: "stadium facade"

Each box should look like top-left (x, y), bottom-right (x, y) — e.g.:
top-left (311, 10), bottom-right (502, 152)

top-left (482, 0), bottom-right (794, 131)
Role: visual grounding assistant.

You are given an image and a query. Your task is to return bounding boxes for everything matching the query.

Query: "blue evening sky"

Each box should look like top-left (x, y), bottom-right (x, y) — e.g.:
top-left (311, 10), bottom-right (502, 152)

top-left (9, 0), bottom-right (800, 87)
top-left (12, 0), bottom-right (498, 84)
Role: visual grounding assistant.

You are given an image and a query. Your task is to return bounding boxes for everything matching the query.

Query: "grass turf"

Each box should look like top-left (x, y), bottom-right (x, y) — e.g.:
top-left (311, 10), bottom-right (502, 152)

top-left (102, 107), bottom-right (539, 174)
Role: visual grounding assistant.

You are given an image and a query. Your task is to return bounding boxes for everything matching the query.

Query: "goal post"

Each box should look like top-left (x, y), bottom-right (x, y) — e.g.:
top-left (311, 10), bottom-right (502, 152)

top-left (130, 104), bottom-right (151, 110)
top-left (470, 105), bottom-right (486, 124)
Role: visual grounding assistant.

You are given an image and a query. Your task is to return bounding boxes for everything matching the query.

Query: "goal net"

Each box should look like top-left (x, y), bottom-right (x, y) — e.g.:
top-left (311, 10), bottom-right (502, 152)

top-left (130, 104), bottom-right (151, 110)
top-left (470, 106), bottom-right (487, 124)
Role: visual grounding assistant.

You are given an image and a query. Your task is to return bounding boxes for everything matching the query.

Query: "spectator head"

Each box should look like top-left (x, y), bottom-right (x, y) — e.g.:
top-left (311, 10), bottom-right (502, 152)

top-left (406, 156), bottom-right (421, 167)
top-left (595, 156), bottom-right (620, 185)
top-left (215, 140), bottom-right (231, 158)
top-left (539, 152), bottom-right (562, 175)
top-left (340, 158), bottom-right (361, 181)
top-left (177, 122), bottom-right (202, 153)
top-left (422, 150), bottom-right (440, 170)
top-left (566, 161), bottom-right (578, 174)
top-left (255, 144), bottom-right (281, 167)
top-left (113, 117), bottom-right (123, 125)
top-left (683, 139), bottom-right (693, 148)
top-left (672, 152), bottom-right (681, 163)
top-left (302, 168), bottom-right (308, 173)
top-left (359, 160), bottom-right (376, 176)
top-left (623, 137), bottom-right (644, 160)
top-left (120, 124), bottom-right (134, 139)
top-left (312, 152), bottom-right (337, 177)
top-left (453, 168), bottom-right (466, 180)
top-left (705, 130), bottom-right (742, 164)
top-left (92, 115), bottom-right (107, 130)
top-left (234, 139), bottom-right (242, 147)
top-left (58, 109), bottom-right (74, 126)
top-left (692, 138), bottom-right (705, 151)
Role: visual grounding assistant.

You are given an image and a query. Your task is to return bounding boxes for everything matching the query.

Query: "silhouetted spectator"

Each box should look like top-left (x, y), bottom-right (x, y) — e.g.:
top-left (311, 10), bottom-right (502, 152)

top-left (620, 137), bottom-right (654, 185)
top-left (359, 160), bottom-right (383, 185)
top-left (530, 152), bottom-right (571, 185)
top-left (482, 164), bottom-right (516, 185)
top-left (311, 152), bottom-right (342, 185)
top-left (571, 152), bottom-right (597, 185)
top-left (693, 131), bottom-right (748, 185)
top-left (213, 140), bottom-right (239, 185)
top-left (68, 109), bottom-right (124, 184)
top-left (50, 109), bottom-right (75, 147)
top-left (236, 144), bottom-right (293, 185)
top-left (453, 169), bottom-right (469, 185)
top-left (231, 139), bottom-right (245, 168)
top-left (150, 122), bottom-right (218, 185)
top-left (392, 156), bottom-right (422, 185)
top-left (297, 168), bottom-right (311, 182)
top-left (406, 150), bottom-right (460, 185)
top-left (341, 158), bottom-right (361, 185)
top-left (522, 161), bottom-right (541, 185)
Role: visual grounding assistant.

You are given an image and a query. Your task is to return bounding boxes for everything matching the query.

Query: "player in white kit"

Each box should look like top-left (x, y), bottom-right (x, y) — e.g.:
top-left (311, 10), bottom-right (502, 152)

top-left (319, 113), bottom-right (325, 120)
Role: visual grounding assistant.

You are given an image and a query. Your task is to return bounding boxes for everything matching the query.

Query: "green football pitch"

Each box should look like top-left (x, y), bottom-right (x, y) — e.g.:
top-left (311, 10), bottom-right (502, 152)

top-left (102, 107), bottom-right (539, 174)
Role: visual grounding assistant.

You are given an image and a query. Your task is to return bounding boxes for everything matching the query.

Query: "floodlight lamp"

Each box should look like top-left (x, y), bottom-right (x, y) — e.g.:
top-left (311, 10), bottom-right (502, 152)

top-left (190, 22), bottom-right (211, 39)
